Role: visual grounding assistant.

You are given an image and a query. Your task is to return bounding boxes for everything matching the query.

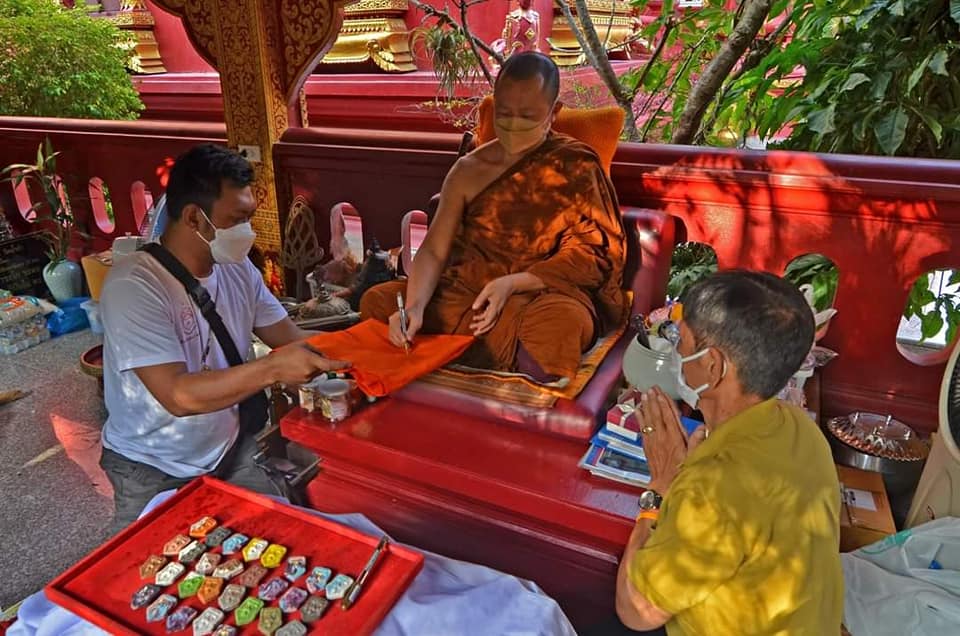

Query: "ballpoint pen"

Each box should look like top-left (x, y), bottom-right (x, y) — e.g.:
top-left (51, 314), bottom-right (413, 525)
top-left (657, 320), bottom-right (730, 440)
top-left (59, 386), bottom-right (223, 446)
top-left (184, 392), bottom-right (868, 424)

top-left (396, 291), bottom-right (411, 354)
top-left (341, 535), bottom-right (390, 610)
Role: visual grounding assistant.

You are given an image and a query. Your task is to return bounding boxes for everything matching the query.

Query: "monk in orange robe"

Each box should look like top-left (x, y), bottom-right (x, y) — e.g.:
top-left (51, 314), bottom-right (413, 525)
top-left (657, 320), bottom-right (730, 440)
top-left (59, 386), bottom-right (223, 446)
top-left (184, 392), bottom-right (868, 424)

top-left (360, 52), bottom-right (626, 382)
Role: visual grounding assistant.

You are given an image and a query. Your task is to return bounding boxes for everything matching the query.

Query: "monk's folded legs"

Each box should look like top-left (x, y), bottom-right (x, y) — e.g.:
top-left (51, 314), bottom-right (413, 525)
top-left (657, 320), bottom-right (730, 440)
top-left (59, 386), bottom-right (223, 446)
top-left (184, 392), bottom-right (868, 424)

top-left (358, 279), bottom-right (474, 334)
top-left (358, 279), bottom-right (407, 324)
top-left (360, 281), bottom-right (593, 379)
top-left (515, 293), bottom-right (594, 380)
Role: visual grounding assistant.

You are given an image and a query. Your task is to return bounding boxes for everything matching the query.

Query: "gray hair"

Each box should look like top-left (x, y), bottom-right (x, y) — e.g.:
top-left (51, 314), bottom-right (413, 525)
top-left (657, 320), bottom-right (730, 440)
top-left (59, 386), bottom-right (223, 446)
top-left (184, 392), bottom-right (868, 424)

top-left (682, 271), bottom-right (815, 399)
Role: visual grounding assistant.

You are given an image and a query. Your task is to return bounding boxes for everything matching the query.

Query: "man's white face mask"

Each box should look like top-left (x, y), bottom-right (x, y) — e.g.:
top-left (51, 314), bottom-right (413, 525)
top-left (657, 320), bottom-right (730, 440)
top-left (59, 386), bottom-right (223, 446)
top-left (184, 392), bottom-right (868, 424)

top-left (197, 209), bottom-right (256, 264)
top-left (674, 345), bottom-right (730, 409)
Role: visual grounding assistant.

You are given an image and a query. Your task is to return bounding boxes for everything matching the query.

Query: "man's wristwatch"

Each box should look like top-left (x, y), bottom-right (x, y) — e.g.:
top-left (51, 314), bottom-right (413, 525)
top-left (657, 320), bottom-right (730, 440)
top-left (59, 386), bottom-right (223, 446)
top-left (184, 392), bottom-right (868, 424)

top-left (636, 489), bottom-right (663, 522)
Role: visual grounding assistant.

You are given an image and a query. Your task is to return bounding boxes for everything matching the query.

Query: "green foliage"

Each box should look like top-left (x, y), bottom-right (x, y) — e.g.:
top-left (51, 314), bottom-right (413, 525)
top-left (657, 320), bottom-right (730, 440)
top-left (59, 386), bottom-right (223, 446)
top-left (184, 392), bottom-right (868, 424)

top-left (411, 23), bottom-right (485, 100)
top-left (783, 253), bottom-right (838, 313)
top-left (0, 0), bottom-right (143, 119)
top-left (1, 138), bottom-right (75, 263)
top-left (903, 270), bottom-right (960, 345)
top-left (719, 0), bottom-right (960, 158)
top-left (624, 0), bottom-right (739, 143)
top-left (667, 242), bottom-right (718, 299)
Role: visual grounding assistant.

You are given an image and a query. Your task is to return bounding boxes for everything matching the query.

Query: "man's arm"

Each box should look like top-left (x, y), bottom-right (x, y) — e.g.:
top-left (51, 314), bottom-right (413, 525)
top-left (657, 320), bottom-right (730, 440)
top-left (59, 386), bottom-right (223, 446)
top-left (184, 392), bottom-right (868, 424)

top-left (386, 160), bottom-right (468, 346)
top-left (255, 316), bottom-right (312, 349)
top-left (135, 358), bottom-right (278, 417)
top-left (405, 160), bottom-right (468, 316)
top-left (616, 519), bottom-right (673, 630)
top-left (135, 343), bottom-right (348, 417)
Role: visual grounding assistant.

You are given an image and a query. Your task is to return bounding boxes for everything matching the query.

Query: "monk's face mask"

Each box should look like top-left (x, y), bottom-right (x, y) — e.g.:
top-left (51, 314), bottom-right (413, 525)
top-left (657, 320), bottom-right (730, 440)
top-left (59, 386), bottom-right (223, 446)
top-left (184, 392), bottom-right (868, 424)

top-left (495, 103), bottom-right (555, 155)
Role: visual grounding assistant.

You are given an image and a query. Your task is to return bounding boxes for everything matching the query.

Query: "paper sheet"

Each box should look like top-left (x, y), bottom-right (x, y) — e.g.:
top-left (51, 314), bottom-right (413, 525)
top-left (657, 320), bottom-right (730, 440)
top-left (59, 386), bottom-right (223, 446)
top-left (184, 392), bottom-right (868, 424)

top-left (843, 486), bottom-right (878, 512)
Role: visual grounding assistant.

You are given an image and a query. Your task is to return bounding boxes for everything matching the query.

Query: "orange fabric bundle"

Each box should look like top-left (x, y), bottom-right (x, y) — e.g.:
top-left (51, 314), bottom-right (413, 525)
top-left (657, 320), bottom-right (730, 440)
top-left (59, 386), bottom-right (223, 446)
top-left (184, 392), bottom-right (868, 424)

top-left (305, 319), bottom-right (474, 397)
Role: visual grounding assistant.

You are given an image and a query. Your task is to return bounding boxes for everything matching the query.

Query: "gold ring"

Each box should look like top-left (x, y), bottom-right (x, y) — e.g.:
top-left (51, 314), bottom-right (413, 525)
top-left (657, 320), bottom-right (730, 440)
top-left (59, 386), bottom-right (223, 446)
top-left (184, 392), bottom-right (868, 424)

top-left (641, 426), bottom-right (655, 434)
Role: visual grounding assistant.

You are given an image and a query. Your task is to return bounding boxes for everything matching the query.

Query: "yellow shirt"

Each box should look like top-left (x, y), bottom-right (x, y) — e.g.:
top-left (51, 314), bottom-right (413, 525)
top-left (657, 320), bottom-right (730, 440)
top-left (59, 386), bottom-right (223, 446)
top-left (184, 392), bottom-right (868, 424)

top-left (629, 399), bottom-right (843, 635)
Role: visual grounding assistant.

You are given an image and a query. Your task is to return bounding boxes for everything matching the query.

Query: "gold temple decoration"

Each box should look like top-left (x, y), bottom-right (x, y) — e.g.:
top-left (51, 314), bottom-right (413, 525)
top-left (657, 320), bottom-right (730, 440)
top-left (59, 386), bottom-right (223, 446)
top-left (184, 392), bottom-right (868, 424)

top-left (88, 1), bottom-right (166, 74)
top-left (150, 0), bottom-right (350, 292)
top-left (320, 0), bottom-right (415, 72)
top-left (549, 0), bottom-right (636, 67)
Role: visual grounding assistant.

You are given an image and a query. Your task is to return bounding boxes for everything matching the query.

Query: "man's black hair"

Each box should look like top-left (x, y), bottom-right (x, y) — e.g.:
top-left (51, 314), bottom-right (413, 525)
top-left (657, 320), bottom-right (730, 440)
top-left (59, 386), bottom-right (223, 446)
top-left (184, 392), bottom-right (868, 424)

top-left (495, 51), bottom-right (560, 104)
top-left (165, 144), bottom-right (254, 221)
top-left (682, 270), bottom-right (815, 400)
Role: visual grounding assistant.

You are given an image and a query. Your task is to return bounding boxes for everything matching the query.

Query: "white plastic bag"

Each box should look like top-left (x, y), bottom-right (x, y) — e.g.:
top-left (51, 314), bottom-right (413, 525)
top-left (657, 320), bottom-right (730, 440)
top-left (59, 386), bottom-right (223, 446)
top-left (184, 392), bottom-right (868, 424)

top-left (843, 517), bottom-right (960, 635)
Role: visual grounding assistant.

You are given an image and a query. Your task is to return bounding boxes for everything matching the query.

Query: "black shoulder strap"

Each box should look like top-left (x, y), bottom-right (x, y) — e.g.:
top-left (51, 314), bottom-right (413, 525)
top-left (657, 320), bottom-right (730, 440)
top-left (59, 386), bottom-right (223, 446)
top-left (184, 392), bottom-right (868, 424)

top-left (141, 242), bottom-right (245, 368)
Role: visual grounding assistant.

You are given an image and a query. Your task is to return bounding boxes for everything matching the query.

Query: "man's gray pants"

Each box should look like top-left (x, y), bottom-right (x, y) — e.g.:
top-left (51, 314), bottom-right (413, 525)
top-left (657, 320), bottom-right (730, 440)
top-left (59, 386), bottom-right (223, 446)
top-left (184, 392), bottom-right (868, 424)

top-left (100, 433), bottom-right (276, 534)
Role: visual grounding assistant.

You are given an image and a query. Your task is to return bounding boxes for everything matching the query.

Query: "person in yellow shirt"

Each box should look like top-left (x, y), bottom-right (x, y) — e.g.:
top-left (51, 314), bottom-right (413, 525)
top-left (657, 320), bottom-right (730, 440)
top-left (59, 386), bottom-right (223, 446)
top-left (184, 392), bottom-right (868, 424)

top-left (615, 271), bottom-right (843, 635)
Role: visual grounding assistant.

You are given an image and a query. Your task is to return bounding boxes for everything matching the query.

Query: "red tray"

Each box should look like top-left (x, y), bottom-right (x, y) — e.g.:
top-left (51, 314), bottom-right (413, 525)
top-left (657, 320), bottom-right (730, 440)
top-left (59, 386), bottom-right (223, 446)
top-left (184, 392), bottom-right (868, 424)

top-left (46, 476), bottom-right (424, 635)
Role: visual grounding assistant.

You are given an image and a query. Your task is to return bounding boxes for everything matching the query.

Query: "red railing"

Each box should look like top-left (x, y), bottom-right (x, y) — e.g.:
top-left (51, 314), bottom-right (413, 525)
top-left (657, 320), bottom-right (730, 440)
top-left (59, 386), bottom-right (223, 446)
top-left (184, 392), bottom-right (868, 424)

top-left (0, 117), bottom-right (226, 256)
top-left (1, 116), bottom-right (957, 434)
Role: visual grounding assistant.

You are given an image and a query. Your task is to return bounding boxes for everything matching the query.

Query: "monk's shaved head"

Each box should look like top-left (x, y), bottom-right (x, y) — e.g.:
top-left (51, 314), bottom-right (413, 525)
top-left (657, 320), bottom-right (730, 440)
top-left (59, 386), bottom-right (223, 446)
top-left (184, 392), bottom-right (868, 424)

top-left (495, 52), bottom-right (560, 104)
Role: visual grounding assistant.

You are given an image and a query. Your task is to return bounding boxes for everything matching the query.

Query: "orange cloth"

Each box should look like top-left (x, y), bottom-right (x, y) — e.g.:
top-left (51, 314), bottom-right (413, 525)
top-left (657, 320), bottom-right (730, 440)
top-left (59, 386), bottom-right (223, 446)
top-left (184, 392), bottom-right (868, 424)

top-left (474, 95), bottom-right (624, 176)
top-left (305, 319), bottom-right (474, 397)
top-left (360, 133), bottom-right (626, 379)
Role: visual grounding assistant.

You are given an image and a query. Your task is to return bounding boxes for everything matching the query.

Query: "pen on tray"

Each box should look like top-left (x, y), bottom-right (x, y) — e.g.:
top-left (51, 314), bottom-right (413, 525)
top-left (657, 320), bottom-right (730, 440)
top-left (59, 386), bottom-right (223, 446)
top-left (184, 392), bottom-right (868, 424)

top-left (396, 292), bottom-right (411, 354)
top-left (342, 535), bottom-right (390, 610)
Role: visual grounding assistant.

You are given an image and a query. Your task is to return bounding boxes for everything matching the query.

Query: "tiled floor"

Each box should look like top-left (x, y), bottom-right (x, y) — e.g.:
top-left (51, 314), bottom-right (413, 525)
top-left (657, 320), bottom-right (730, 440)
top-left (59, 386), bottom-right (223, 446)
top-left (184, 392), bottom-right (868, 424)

top-left (0, 330), bottom-right (114, 611)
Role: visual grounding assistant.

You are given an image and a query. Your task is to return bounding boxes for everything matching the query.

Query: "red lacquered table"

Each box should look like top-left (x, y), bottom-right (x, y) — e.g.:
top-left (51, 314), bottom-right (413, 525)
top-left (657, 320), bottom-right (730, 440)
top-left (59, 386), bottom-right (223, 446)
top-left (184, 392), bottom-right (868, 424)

top-left (281, 398), bottom-right (640, 630)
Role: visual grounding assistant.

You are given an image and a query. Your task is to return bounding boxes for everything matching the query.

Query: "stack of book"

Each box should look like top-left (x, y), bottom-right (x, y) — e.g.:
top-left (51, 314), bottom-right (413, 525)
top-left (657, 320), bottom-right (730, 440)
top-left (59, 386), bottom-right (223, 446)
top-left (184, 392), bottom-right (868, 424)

top-left (579, 390), bottom-right (701, 487)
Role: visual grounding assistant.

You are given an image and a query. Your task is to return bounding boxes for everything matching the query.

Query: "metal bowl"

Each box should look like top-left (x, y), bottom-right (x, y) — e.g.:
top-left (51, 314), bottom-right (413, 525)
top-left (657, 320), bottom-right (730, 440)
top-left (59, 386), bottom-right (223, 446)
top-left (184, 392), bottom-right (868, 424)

top-left (826, 412), bottom-right (930, 499)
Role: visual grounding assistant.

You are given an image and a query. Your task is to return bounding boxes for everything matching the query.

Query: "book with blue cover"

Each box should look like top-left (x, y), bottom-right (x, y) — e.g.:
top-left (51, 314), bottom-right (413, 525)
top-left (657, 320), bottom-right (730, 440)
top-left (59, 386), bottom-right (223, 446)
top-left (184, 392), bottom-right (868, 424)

top-left (580, 414), bottom-right (704, 487)
top-left (578, 444), bottom-right (651, 486)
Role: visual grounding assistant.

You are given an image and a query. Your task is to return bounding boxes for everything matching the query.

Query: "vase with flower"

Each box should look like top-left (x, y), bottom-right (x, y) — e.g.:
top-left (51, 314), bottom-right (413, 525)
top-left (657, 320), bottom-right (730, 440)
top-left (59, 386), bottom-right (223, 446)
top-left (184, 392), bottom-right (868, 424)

top-left (621, 301), bottom-right (685, 399)
top-left (1, 138), bottom-right (82, 302)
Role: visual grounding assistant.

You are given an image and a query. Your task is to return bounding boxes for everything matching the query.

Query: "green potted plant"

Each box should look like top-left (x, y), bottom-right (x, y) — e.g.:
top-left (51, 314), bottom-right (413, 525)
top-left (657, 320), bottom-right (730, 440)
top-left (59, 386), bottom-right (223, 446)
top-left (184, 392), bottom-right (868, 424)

top-left (667, 242), bottom-right (718, 300)
top-left (903, 270), bottom-right (960, 347)
top-left (1, 139), bottom-right (82, 302)
top-left (784, 253), bottom-right (839, 341)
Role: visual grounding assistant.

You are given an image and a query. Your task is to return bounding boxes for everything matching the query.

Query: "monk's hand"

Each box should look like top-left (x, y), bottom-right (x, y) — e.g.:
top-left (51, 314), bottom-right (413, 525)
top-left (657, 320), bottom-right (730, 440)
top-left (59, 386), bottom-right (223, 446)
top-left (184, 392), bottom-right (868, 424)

top-left (470, 275), bottom-right (515, 336)
top-left (388, 305), bottom-right (423, 349)
top-left (636, 386), bottom-right (707, 494)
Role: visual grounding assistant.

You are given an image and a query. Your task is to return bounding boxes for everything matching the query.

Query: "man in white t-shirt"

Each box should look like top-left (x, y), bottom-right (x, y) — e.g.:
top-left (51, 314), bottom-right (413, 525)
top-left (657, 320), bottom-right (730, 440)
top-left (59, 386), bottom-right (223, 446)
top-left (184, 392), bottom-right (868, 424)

top-left (99, 144), bottom-right (347, 531)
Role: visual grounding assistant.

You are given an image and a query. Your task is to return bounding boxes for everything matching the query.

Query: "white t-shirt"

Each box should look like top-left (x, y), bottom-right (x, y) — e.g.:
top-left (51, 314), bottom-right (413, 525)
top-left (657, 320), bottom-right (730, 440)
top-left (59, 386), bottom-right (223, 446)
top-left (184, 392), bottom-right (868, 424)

top-left (100, 251), bottom-right (288, 478)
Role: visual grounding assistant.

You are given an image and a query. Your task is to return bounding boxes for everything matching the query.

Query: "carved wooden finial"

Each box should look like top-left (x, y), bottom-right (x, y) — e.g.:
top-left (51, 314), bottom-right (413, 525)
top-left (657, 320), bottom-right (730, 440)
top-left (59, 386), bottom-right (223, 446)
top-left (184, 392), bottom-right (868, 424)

top-left (279, 195), bottom-right (324, 301)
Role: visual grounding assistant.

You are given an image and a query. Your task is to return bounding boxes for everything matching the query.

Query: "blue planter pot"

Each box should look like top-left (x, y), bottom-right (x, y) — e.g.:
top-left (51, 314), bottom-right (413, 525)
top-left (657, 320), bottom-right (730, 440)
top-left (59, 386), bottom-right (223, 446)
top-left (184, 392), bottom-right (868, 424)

top-left (43, 260), bottom-right (83, 303)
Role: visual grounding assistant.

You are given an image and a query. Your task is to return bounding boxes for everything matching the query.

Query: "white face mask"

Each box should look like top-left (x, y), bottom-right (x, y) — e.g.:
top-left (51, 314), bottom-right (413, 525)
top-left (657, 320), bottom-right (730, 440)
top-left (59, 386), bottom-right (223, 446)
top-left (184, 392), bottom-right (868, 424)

top-left (674, 348), bottom-right (711, 409)
top-left (197, 210), bottom-right (256, 264)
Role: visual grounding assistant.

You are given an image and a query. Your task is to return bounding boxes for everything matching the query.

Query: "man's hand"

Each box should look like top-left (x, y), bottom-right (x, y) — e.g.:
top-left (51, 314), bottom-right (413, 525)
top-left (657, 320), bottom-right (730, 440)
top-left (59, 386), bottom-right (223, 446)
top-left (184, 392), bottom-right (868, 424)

top-left (388, 305), bottom-right (424, 349)
top-left (470, 275), bottom-right (517, 336)
top-left (636, 386), bottom-right (707, 493)
top-left (269, 343), bottom-right (350, 385)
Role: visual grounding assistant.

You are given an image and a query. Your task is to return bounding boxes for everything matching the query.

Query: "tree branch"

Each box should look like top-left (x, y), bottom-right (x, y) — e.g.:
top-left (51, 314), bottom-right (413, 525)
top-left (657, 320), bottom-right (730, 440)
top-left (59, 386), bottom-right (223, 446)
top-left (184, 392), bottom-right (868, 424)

top-left (411, 0), bottom-right (504, 67)
top-left (624, 18), bottom-right (674, 101)
top-left (671, 0), bottom-right (774, 145)
top-left (458, 0), bottom-right (495, 86)
top-left (641, 34), bottom-right (709, 141)
top-left (696, 8), bottom-right (793, 143)
top-left (555, 0), bottom-right (640, 139)
top-left (695, 9), bottom-right (793, 143)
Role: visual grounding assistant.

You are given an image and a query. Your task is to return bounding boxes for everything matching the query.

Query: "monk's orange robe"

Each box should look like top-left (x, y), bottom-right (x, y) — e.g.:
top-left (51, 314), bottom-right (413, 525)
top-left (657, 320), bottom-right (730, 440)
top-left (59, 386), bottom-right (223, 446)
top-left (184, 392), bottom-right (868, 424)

top-left (360, 133), bottom-right (626, 379)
